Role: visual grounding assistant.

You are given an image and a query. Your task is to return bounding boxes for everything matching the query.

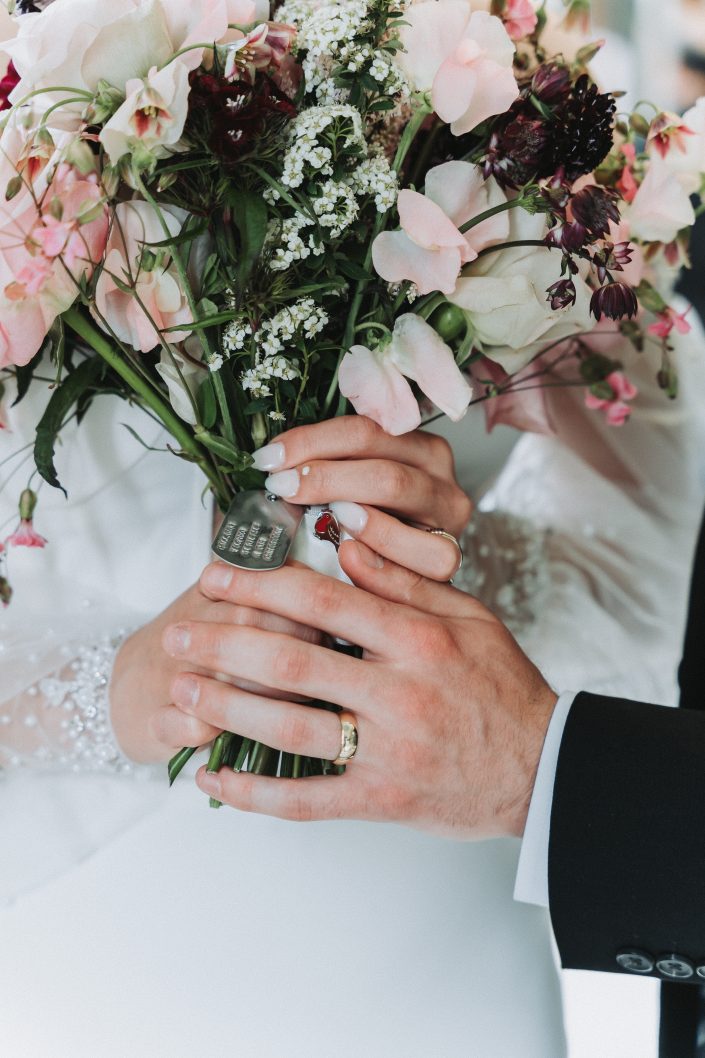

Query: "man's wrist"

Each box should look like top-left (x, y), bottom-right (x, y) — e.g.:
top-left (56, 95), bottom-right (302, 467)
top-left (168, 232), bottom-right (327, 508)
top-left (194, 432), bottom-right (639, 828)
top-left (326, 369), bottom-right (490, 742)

top-left (509, 684), bottom-right (559, 838)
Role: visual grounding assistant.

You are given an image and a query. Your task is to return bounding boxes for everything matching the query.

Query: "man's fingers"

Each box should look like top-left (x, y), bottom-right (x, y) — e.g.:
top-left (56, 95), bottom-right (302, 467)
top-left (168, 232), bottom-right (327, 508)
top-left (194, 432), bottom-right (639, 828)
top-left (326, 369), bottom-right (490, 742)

top-left (251, 416), bottom-right (455, 476)
top-left (172, 674), bottom-right (363, 763)
top-left (330, 502), bottom-right (463, 582)
top-left (198, 562), bottom-right (409, 653)
top-left (195, 767), bottom-right (372, 822)
top-left (338, 540), bottom-right (484, 620)
top-left (162, 621), bottom-right (372, 705)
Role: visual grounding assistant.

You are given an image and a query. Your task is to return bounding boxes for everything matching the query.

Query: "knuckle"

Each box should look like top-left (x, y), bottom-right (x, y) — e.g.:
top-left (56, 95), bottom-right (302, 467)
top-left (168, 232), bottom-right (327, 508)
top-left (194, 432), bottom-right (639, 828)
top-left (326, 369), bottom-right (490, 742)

top-left (355, 416), bottom-right (383, 451)
top-left (283, 791), bottom-right (314, 823)
top-left (272, 644), bottom-right (310, 687)
top-left (407, 617), bottom-right (455, 658)
top-left (454, 490), bottom-right (474, 529)
top-left (384, 462), bottom-right (410, 502)
top-left (279, 710), bottom-right (313, 753)
top-left (427, 432), bottom-right (453, 465)
top-left (308, 576), bottom-right (341, 618)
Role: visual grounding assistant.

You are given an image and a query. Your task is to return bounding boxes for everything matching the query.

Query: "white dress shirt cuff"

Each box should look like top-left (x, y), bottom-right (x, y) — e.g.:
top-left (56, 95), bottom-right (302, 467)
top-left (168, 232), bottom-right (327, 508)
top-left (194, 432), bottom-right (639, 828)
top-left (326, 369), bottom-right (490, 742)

top-left (513, 692), bottom-right (578, 908)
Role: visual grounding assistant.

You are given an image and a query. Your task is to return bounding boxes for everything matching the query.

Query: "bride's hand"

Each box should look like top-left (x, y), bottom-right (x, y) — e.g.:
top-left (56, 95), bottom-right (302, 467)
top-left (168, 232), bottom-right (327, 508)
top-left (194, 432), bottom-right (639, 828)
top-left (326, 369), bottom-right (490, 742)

top-left (110, 583), bottom-right (320, 764)
top-left (253, 416), bottom-right (473, 581)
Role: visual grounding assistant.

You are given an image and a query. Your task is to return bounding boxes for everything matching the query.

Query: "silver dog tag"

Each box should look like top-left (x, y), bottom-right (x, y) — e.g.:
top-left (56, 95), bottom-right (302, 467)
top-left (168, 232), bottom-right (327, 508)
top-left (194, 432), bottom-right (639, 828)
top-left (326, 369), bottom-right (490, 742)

top-left (212, 490), bottom-right (304, 571)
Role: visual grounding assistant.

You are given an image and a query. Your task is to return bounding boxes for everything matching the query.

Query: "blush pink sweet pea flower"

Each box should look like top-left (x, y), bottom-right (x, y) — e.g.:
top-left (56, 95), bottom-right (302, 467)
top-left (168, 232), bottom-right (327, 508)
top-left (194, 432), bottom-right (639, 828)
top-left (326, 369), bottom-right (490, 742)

top-left (584, 371), bottom-right (637, 426)
top-left (94, 200), bottom-right (193, 354)
top-left (647, 305), bottom-right (692, 339)
top-left (628, 154), bottom-right (696, 245)
top-left (0, 151), bottom-right (109, 368)
top-left (398, 5), bottom-right (520, 136)
top-left (503, 0), bottom-right (538, 40)
top-left (372, 161), bottom-right (509, 295)
top-left (339, 314), bottom-right (473, 436)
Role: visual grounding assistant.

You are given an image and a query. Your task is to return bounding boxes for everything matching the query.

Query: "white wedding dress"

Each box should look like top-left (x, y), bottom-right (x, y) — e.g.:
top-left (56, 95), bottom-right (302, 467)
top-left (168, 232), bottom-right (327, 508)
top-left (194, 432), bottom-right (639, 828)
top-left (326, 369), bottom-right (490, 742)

top-left (0, 324), bottom-right (703, 1058)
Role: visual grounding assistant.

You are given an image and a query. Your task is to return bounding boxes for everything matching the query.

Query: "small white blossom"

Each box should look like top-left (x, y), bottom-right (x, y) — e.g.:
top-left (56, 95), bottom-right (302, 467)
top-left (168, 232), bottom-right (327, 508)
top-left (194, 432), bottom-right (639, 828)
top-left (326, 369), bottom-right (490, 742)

top-left (269, 411), bottom-right (286, 421)
top-left (281, 104), bottom-right (365, 189)
top-left (222, 320), bottom-right (253, 354)
top-left (348, 154), bottom-right (398, 212)
top-left (208, 354), bottom-right (225, 372)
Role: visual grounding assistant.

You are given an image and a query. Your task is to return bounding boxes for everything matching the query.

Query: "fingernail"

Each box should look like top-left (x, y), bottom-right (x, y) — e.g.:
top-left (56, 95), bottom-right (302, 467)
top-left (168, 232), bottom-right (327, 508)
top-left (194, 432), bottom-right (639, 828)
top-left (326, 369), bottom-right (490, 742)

top-left (202, 562), bottom-right (233, 593)
top-left (355, 541), bottom-right (384, 569)
top-left (265, 469), bottom-right (299, 498)
top-left (197, 769), bottom-right (222, 797)
top-left (172, 675), bottom-right (200, 709)
top-left (331, 501), bottom-right (368, 536)
top-left (252, 442), bottom-right (285, 472)
top-left (164, 625), bottom-right (191, 656)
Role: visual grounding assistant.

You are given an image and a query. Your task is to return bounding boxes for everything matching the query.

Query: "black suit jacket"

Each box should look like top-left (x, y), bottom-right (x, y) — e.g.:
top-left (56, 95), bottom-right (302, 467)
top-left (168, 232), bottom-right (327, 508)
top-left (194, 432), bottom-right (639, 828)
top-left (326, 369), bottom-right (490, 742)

top-left (548, 514), bottom-right (705, 1055)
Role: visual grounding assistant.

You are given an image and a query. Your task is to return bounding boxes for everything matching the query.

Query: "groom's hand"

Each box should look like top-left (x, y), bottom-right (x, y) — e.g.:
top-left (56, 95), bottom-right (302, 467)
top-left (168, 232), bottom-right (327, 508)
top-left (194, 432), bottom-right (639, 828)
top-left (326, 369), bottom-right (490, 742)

top-left (162, 545), bottom-right (557, 838)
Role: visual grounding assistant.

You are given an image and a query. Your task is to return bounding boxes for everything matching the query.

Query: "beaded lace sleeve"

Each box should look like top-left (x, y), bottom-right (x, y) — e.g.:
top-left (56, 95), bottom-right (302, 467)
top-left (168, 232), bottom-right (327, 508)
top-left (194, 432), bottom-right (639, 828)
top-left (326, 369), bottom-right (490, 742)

top-left (0, 631), bottom-right (134, 776)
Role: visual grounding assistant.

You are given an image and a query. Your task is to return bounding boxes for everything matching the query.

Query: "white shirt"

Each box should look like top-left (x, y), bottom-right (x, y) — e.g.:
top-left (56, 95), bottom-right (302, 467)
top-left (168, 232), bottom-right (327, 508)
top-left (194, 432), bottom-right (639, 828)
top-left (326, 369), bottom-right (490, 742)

top-left (514, 692), bottom-right (578, 908)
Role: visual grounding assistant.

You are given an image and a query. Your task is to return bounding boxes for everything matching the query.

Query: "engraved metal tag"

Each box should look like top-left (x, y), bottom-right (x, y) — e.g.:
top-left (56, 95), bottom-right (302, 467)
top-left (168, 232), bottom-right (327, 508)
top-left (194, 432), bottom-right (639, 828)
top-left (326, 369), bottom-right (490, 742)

top-left (212, 491), bottom-right (304, 571)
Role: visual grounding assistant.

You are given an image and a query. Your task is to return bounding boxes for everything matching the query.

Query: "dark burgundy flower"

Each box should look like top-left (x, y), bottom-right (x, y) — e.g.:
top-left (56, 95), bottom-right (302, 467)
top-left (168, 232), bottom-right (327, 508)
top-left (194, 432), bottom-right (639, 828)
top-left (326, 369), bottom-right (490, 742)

top-left (546, 220), bottom-right (588, 253)
top-left (592, 240), bottom-right (634, 284)
top-left (546, 278), bottom-right (577, 310)
top-left (484, 74), bottom-right (616, 189)
top-left (590, 281), bottom-right (638, 322)
top-left (483, 113), bottom-right (550, 188)
top-left (188, 71), bottom-right (296, 163)
top-left (570, 185), bottom-right (621, 238)
top-left (0, 62), bottom-right (19, 112)
top-left (532, 63), bottom-right (572, 104)
top-left (552, 75), bottom-right (616, 182)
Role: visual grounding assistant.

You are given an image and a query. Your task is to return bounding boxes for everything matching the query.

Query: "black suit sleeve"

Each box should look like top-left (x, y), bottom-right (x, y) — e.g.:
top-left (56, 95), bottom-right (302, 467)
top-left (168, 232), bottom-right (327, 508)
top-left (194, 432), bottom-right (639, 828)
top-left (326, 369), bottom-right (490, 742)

top-left (548, 691), bottom-right (705, 983)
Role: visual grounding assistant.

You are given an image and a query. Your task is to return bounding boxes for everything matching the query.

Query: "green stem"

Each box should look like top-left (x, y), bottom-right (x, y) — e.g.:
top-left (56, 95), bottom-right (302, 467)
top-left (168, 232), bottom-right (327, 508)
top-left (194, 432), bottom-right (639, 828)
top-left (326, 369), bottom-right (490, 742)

top-left (476, 238), bottom-right (551, 258)
top-left (168, 746), bottom-right (199, 786)
top-left (459, 197), bottom-right (529, 234)
top-left (63, 308), bottom-right (221, 492)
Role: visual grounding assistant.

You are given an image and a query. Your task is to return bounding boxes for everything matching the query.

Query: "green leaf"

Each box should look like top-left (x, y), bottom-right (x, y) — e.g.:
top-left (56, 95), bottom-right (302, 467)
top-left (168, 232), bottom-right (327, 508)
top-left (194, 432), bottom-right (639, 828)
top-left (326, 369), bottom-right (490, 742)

top-left (197, 377), bottom-right (218, 430)
top-left (12, 342), bottom-right (49, 407)
top-left (337, 258), bottom-right (371, 280)
top-left (120, 423), bottom-right (171, 452)
top-left (635, 279), bottom-right (668, 315)
top-left (367, 98), bottom-right (397, 113)
top-left (146, 216), bottom-right (208, 250)
top-left (34, 355), bottom-right (106, 493)
top-left (229, 190), bottom-right (269, 294)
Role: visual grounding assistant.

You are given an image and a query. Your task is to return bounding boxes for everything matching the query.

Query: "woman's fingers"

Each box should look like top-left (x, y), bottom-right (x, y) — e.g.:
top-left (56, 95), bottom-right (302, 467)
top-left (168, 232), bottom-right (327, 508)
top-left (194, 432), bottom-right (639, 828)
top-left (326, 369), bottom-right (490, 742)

top-left (263, 456), bottom-right (471, 534)
top-left (330, 501), bottom-right (463, 581)
top-left (338, 540), bottom-right (487, 621)
top-left (171, 674), bottom-right (363, 763)
top-left (252, 416), bottom-right (456, 476)
top-left (148, 703), bottom-right (221, 753)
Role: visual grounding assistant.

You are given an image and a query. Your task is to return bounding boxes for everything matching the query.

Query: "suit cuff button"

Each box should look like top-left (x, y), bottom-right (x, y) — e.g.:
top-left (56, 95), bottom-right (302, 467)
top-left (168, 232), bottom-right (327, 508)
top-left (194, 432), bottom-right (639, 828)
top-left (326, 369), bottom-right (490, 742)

top-left (656, 954), bottom-right (695, 980)
top-left (616, 950), bottom-right (654, 974)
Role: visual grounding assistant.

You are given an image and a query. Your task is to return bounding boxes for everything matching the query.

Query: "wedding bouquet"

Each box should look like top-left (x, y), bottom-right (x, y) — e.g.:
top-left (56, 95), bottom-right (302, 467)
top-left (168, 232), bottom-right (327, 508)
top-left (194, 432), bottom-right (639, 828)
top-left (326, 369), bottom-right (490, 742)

top-left (1, 0), bottom-right (703, 786)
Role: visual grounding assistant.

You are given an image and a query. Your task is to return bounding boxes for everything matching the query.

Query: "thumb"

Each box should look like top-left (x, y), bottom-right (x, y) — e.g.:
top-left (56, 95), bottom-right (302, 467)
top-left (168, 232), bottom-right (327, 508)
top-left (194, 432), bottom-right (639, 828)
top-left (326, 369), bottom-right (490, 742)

top-left (338, 540), bottom-right (475, 620)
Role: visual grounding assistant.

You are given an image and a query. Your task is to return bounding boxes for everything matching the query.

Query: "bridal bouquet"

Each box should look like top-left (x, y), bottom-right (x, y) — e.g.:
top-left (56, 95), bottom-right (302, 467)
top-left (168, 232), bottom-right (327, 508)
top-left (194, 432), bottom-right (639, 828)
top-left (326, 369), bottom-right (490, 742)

top-left (1, 0), bottom-right (703, 782)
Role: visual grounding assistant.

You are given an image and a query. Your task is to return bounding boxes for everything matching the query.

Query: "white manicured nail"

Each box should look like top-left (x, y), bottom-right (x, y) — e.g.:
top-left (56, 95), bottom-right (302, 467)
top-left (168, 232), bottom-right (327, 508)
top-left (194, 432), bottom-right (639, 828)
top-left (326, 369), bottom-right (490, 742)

top-left (331, 501), bottom-right (368, 536)
top-left (252, 442), bottom-right (285, 471)
top-left (265, 469), bottom-right (300, 498)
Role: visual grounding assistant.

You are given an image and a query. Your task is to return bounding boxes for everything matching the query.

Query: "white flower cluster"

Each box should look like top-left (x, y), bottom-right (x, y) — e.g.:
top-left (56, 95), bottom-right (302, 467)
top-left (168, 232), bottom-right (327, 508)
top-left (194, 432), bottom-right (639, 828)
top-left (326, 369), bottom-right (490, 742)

top-left (281, 105), bottom-right (365, 189)
top-left (239, 299), bottom-right (329, 397)
top-left (312, 179), bottom-right (359, 236)
top-left (222, 319), bottom-right (253, 355)
top-left (348, 154), bottom-right (398, 212)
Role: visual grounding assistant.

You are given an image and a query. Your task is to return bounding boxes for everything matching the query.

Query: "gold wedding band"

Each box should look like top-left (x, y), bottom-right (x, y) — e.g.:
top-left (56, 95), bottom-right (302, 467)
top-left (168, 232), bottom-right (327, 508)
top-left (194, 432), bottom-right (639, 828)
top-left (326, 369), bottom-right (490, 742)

top-left (426, 527), bottom-right (464, 577)
top-left (333, 711), bottom-right (359, 765)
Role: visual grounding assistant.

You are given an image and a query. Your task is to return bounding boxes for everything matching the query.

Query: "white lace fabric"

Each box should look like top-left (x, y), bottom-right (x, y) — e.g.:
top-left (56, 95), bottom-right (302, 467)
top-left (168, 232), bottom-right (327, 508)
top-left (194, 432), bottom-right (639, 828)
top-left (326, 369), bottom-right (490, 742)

top-left (0, 634), bottom-right (133, 775)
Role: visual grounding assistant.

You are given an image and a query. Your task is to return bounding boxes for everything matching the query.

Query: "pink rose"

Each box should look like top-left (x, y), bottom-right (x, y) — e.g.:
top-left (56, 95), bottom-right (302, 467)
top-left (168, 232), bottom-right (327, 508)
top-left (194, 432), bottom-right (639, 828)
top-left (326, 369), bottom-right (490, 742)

top-left (372, 161), bottom-right (509, 295)
top-left (339, 314), bottom-right (473, 435)
top-left (398, 4), bottom-right (520, 136)
top-left (94, 201), bottom-right (193, 354)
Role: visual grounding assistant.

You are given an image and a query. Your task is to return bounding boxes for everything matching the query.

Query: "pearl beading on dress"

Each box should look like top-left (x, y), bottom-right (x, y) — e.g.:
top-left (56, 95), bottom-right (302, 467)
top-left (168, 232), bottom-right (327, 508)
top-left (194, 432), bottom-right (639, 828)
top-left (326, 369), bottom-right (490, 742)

top-left (0, 634), bottom-right (133, 775)
top-left (455, 512), bottom-right (552, 634)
